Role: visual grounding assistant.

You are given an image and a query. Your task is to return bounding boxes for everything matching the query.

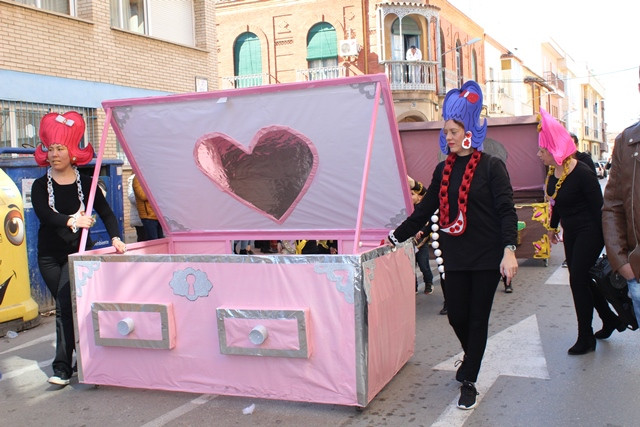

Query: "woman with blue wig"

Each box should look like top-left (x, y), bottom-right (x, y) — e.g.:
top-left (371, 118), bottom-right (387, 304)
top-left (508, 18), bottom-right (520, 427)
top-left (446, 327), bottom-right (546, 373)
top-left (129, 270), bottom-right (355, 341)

top-left (388, 81), bottom-right (518, 410)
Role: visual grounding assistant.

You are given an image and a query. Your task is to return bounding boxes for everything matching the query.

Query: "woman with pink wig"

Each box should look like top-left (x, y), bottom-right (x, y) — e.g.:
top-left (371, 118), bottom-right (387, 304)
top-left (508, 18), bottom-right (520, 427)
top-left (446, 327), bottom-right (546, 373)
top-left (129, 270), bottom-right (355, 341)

top-left (31, 111), bottom-right (126, 386)
top-left (537, 108), bottom-right (623, 355)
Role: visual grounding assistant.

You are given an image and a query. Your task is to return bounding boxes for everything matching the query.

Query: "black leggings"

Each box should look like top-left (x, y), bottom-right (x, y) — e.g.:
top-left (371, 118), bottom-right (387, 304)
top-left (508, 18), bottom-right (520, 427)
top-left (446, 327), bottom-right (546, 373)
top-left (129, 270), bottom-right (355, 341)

top-left (445, 269), bottom-right (501, 383)
top-left (564, 228), bottom-right (617, 337)
top-left (38, 255), bottom-right (74, 376)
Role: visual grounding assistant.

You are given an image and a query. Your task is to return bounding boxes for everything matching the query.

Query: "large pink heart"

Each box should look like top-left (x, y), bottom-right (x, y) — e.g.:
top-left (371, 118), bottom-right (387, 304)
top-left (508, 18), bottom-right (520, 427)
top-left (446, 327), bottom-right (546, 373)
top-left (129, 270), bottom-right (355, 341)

top-left (194, 125), bottom-right (319, 223)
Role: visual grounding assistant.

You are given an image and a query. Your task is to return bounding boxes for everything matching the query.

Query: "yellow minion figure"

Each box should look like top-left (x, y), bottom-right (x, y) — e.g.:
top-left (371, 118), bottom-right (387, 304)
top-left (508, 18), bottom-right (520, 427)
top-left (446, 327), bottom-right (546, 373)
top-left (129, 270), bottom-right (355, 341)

top-left (0, 169), bottom-right (39, 330)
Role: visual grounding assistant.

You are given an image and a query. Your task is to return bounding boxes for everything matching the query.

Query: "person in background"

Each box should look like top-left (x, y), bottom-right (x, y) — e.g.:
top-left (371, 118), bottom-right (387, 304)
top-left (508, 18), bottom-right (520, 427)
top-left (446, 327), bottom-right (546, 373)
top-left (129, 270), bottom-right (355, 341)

top-left (31, 111), bottom-right (126, 386)
top-left (602, 66), bottom-right (640, 326)
top-left (406, 45), bottom-right (422, 61)
top-left (405, 45), bottom-right (422, 83)
top-left (559, 133), bottom-right (598, 268)
top-left (127, 174), bottom-right (146, 242)
top-left (408, 176), bottom-right (435, 296)
top-left (133, 175), bottom-right (164, 241)
top-left (571, 133), bottom-right (597, 174)
top-left (295, 239), bottom-right (337, 254)
top-left (236, 240), bottom-right (254, 254)
top-left (537, 108), bottom-right (623, 354)
top-left (279, 240), bottom-right (297, 254)
top-left (388, 81), bottom-right (518, 410)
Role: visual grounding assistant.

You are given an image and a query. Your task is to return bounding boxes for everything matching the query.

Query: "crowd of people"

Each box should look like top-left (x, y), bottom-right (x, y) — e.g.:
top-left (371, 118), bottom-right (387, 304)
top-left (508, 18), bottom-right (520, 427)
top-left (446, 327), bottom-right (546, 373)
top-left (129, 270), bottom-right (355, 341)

top-left (31, 69), bottom-right (639, 415)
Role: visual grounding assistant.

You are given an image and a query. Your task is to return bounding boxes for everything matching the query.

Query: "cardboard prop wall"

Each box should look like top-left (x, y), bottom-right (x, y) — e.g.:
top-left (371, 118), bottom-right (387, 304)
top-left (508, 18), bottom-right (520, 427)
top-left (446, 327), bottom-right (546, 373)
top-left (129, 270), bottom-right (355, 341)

top-left (399, 116), bottom-right (552, 261)
top-left (70, 75), bottom-right (416, 407)
top-left (399, 115), bottom-right (545, 200)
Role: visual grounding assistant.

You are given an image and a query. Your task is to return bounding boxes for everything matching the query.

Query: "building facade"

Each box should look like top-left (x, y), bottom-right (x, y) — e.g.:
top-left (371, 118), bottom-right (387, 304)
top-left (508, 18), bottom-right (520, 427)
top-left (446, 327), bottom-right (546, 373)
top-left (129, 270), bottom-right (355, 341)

top-left (1, 0), bottom-right (219, 236)
top-left (214, 0), bottom-right (484, 123)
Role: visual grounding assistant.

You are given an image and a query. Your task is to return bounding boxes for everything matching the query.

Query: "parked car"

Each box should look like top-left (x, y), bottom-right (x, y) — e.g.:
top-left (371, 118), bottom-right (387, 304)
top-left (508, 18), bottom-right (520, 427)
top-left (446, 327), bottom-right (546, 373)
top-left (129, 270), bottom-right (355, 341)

top-left (597, 161), bottom-right (608, 179)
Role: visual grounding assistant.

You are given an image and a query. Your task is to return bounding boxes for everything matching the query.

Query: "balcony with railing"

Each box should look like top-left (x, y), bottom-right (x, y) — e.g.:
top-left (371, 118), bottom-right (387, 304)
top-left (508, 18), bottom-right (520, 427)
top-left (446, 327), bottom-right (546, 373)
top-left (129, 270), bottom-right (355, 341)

top-left (380, 60), bottom-right (438, 92)
top-left (221, 73), bottom-right (269, 89)
top-left (296, 65), bottom-right (345, 81)
top-left (544, 71), bottom-right (565, 93)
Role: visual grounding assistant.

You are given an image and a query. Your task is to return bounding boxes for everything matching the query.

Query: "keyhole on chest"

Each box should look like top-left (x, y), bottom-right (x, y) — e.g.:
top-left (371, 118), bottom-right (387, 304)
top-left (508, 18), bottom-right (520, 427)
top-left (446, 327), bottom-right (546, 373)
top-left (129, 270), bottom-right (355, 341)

top-left (186, 274), bottom-right (196, 299)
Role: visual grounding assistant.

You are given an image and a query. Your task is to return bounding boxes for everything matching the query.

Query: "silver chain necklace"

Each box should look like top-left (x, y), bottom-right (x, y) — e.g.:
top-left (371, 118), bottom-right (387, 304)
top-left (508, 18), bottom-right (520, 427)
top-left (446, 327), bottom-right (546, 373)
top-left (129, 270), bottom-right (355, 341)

top-left (47, 166), bottom-right (85, 214)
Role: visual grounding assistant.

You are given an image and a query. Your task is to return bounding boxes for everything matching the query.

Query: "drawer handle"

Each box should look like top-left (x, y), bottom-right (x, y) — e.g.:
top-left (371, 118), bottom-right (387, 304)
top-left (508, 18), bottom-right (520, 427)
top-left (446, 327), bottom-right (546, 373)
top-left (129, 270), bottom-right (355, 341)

top-left (117, 317), bottom-right (135, 336)
top-left (248, 325), bottom-right (268, 345)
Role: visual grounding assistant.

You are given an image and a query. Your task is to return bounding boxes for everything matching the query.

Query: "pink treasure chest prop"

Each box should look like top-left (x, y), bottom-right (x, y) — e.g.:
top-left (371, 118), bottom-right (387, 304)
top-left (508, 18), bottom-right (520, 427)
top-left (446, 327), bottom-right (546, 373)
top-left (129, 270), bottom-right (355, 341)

top-left (70, 75), bottom-right (416, 407)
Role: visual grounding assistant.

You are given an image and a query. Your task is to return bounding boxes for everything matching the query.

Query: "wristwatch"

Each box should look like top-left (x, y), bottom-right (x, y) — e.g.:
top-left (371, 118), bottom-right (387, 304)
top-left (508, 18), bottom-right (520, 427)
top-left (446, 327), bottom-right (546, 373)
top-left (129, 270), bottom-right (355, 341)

top-left (505, 245), bottom-right (517, 252)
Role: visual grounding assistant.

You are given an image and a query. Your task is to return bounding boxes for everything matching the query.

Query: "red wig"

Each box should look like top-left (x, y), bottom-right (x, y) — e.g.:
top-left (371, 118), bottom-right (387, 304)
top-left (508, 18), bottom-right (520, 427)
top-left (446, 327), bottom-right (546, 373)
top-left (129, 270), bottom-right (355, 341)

top-left (34, 111), bottom-right (94, 166)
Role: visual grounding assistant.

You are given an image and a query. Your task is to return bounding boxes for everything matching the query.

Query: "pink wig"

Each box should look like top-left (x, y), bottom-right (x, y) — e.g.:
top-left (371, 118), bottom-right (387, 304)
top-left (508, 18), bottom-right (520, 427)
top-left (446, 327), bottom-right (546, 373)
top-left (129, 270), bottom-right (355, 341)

top-left (34, 111), bottom-right (94, 166)
top-left (537, 108), bottom-right (575, 165)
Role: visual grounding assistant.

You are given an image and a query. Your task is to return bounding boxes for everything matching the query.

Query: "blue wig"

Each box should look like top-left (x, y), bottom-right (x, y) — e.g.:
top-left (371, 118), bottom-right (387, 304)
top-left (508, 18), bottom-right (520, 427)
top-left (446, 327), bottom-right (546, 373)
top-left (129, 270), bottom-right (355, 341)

top-left (439, 80), bottom-right (487, 154)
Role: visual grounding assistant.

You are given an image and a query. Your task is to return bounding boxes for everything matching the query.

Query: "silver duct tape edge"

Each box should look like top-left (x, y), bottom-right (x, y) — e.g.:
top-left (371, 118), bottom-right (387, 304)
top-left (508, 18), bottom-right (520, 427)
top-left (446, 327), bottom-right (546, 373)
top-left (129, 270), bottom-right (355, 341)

top-left (354, 240), bottom-right (413, 406)
top-left (71, 253), bottom-right (363, 264)
top-left (91, 302), bottom-right (174, 349)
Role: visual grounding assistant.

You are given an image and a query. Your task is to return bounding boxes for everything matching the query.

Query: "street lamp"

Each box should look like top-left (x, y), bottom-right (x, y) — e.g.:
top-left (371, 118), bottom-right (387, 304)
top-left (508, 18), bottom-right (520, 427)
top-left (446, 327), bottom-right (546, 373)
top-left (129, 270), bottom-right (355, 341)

top-left (441, 37), bottom-right (481, 56)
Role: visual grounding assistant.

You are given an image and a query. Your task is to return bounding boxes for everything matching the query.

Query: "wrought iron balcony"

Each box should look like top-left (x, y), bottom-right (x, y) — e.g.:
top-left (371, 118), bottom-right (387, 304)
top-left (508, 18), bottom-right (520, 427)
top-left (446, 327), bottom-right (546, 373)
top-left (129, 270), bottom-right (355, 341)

top-left (296, 66), bottom-right (345, 81)
top-left (221, 73), bottom-right (269, 89)
top-left (544, 71), bottom-right (565, 93)
top-left (380, 60), bottom-right (438, 92)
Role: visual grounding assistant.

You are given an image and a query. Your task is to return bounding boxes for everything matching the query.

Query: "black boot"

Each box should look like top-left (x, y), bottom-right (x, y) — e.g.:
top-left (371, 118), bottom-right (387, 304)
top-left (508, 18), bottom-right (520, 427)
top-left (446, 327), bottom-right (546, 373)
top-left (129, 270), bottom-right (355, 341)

top-left (594, 319), bottom-right (626, 340)
top-left (568, 336), bottom-right (596, 355)
top-left (439, 302), bottom-right (448, 315)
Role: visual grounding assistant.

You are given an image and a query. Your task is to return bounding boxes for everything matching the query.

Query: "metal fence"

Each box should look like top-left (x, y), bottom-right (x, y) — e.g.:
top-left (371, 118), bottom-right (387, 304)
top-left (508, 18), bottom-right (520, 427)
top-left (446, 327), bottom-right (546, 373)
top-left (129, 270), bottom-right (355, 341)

top-left (0, 100), bottom-right (98, 150)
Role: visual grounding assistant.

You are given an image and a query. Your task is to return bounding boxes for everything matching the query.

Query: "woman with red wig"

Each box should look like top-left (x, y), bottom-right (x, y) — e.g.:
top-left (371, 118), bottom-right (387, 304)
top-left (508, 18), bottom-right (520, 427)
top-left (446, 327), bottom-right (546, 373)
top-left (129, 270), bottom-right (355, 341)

top-left (31, 111), bottom-right (126, 386)
top-left (537, 108), bottom-right (623, 355)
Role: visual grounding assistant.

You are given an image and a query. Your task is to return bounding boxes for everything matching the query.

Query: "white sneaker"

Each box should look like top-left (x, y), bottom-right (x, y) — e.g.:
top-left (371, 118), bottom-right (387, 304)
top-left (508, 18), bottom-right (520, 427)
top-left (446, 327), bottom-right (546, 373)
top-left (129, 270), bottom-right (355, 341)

top-left (48, 372), bottom-right (70, 386)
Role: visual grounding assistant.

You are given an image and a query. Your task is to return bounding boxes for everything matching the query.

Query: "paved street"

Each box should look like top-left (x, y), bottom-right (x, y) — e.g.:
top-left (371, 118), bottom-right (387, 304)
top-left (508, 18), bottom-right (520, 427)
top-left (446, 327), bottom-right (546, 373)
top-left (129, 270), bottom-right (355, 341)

top-left (3, 179), bottom-right (638, 427)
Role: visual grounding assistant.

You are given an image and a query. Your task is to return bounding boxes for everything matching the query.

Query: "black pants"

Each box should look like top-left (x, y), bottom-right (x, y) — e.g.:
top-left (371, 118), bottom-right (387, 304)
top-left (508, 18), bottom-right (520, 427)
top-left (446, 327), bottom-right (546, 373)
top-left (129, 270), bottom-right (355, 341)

top-left (445, 269), bottom-right (501, 383)
top-left (38, 255), bottom-right (74, 377)
top-left (564, 227), bottom-right (618, 338)
top-left (141, 218), bottom-right (164, 241)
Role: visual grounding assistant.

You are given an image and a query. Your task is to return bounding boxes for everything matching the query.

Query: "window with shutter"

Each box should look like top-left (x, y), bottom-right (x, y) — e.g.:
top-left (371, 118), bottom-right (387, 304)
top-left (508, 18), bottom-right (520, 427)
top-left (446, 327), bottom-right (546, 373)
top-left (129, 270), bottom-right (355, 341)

top-left (234, 33), bottom-right (262, 88)
top-left (147, 0), bottom-right (194, 46)
top-left (110, 0), bottom-right (195, 46)
top-left (306, 23), bottom-right (337, 61)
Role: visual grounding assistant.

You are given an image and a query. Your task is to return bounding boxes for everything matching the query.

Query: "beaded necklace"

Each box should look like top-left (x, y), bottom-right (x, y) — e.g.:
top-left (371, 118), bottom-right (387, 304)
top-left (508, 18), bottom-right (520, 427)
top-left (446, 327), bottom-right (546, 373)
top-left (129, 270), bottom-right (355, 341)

top-left (544, 158), bottom-right (571, 207)
top-left (439, 150), bottom-right (482, 236)
top-left (47, 166), bottom-right (85, 214)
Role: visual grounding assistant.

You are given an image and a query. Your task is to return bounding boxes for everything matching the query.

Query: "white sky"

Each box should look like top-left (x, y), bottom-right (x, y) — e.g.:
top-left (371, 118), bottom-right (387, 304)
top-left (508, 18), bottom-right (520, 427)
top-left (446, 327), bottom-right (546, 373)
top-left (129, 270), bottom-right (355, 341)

top-left (448, 0), bottom-right (640, 134)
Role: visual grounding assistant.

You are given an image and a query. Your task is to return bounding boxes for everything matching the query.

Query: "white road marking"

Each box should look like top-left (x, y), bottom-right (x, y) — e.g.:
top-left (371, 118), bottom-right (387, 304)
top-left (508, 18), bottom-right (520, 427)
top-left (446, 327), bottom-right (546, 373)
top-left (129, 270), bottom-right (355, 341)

top-left (0, 332), bottom-right (55, 355)
top-left (0, 357), bottom-right (54, 381)
top-left (140, 394), bottom-right (218, 427)
top-left (545, 265), bottom-right (570, 285)
top-left (431, 315), bottom-right (549, 426)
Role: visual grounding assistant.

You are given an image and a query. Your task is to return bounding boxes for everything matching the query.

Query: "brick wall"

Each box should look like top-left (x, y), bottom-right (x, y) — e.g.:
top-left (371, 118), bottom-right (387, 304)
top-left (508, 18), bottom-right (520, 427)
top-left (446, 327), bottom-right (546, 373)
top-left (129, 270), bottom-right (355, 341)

top-left (1, 0), bottom-right (218, 236)
top-left (1, 0), bottom-right (217, 92)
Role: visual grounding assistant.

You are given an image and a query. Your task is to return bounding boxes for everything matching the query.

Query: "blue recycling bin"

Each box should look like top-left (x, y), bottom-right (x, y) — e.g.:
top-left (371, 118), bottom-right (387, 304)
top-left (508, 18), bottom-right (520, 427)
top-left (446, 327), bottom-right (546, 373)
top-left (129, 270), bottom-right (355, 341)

top-left (0, 148), bottom-right (124, 311)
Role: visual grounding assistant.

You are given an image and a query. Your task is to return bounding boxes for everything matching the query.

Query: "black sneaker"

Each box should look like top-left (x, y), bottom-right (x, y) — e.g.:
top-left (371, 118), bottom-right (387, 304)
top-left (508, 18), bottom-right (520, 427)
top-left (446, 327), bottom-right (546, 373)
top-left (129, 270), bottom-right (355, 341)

top-left (48, 371), bottom-right (70, 386)
top-left (457, 381), bottom-right (479, 410)
top-left (504, 284), bottom-right (513, 293)
top-left (439, 303), bottom-right (448, 315)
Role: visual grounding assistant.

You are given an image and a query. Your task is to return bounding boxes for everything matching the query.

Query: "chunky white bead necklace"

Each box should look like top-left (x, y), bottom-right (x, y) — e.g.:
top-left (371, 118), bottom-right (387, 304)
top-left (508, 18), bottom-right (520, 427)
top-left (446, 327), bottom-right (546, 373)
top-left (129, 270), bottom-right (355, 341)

top-left (430, 210), bottom-right (445, 279)
top-left (47, 166), bottom-right (85, 214)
